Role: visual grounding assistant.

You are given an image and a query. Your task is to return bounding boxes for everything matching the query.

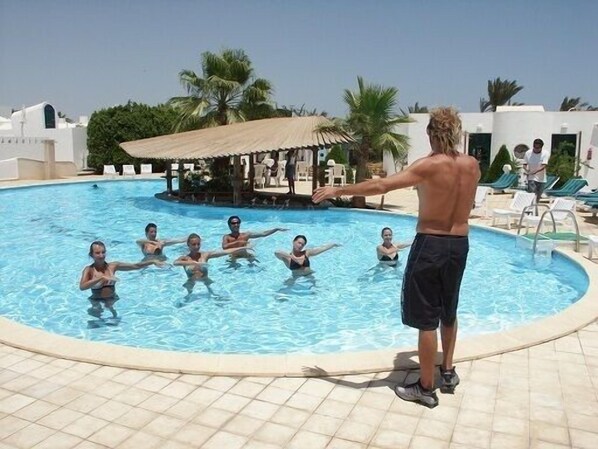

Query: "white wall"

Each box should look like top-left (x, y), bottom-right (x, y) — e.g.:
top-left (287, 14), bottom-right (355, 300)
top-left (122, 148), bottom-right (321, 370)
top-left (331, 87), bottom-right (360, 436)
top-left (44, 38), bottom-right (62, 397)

top-left (0, 137), bottom-right (46, 161)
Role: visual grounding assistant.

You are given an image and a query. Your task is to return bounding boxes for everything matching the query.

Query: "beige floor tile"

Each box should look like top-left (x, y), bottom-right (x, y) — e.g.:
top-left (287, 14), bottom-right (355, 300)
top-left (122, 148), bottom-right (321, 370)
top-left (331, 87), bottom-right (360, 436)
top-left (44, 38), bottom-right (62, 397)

top-left (63, 393), bottom-right (107, 414)
top-left (252, 421), bottom-right (297, 445)
top-left (229, 379), bottom-right (267, 398)
top-left (0, 393), bottom-right (36, 414)
top-left (297, 379), bottom-right (336, 398)
top-left (529, 441), bottom-right (570, 449)
top-left (9, 359), bottom-right (46, 375)
top-left (224, 414), bottom-right (265, 436)
top-left (202, 376), bottom-right (239, 392)
top-left (285, 391), bottom-right (324, 412)
top-left (316, 398), bottom-right (354, 420)
top-left (0, 415), bottom-right (30, 439)
top-left (335, 420), bottom-right (376, 443)
top-left (87, 422), bottom-right (134, 447)
top-left (356, 390), bottom-right (394, 411)
top-left (570, 428), bottom-right (598, 449)
top-left (242, 399), bottom-right (280, 421)
top-left (410, 435), bottom-right (449, 449)
top-left (255, 385), bottom-right (294, 405)
top-left (202, 430), bottom-right (247, 449)
top-left (118, 430), bottom-right (163, 449)
top-left (451, 425), bottom-right (491, 449)
top-left (493, 399), bottom-right (529, 420)
top-left (164, 399), bottom-right (203, 421)
top-left (173, 422), bottom-right (217, 446)
top-left (37, 408), bottom-right (85, 430)
top-left (138, 393), bottom-right (179, 413)
top-left (457, 409), bottom-right (493, 430)
top-left (92, 380), bottom-right (128, 400)
top-left (88, 399), bottom-right (132, 421)
top-left (492, 415), bottom-right (529, 437)
top-left (193, 407), bottom-right (234, 427)
top-left (2, 375), bottom-right (42, 392)
top-left (62, 414), bottom-right (109, 439)
top-left (269, 377), bottom-right (306, 391)
top-left (3, 423), bottom-right (56, 448)
top-left (327, 385), bottom-right (364, 404)
top-left (13, 400), bottom-right (59, 422)
top-left (20, 381), bottom-right (62, 399)
top-left (490, 432), bottom-right (528, 449)
top-left (212, 393), bottom-right (252, 413)
top-left (118, 407), bottom-right (158, 430)
top-left (270, 405), bottom-right (310, 428)
top-left (369, 429), bottom-right (412, 449)
top-left (241, 440), bottom-right (281, 449)
top-left (30, 431), bottom-right (82, 449)
top-left (184, 386), bottom-right (222, 406)
top-left (388, 397), bottom-right (425, 417)
top-left (135, 374), bottom-right (173, 392)
top-left (566, 411), bottom-right (598, 432)
top-left (347, 404), bottom-right (386, 427)
top-left (415, 417), bottom-right (455, 441)
top-left (302, 413), bottom-right (343, 436)
top-left (112, 369), bottom-right (150, 385)
top-left (43, 387), bottom-right (84, 406)
top-left (530, 405), bottom-right (567, 425)
top-left (142, 414), bottom-right (187, 439)
top-left (530, 421), bottom-right (570, 446)
top-left (379, 411), bottom-right (419, 435)
top-left (286, 429), bottom-right (331, 449)
top-left (178, 373), bottom-right (210, 386)
top-left (324, 437), bottom-right (367, 449)
top-left (158, 380), bottom-right (197, 399)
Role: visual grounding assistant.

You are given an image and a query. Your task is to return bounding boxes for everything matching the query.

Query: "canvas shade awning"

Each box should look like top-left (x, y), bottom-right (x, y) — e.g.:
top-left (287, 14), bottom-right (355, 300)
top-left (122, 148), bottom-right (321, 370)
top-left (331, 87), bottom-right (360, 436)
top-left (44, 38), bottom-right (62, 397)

top-left (120, 116), bottom-right (353, 160)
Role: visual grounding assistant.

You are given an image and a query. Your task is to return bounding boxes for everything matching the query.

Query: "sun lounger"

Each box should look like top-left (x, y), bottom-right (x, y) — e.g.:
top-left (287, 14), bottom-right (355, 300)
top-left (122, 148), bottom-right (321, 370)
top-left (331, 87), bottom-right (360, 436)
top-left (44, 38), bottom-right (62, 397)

top-left (103, 165), bottom-right (117, 178)
top-left (491, 191), bottom-right (536, 229)
top-left (588, 235), bottom-right (598, 260)
top-left (480, 173), bottom-right (519, 193)
top-left (140, 164), bottom-right (153, 175)
top-left (522, 198), bottom-right (577, 234)
top-left (545, 178), bottom-right (588, 197)
top-left (472, 186), bottom-right (491, 217)
top-left (122, 165), bottom-right (136, 178)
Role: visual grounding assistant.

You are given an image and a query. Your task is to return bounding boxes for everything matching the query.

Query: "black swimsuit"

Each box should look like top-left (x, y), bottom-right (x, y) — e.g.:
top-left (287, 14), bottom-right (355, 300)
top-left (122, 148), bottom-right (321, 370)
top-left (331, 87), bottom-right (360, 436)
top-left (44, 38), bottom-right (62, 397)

top-left (380, 253), bottom-right (398, 261)
top-left (289, 253), bottom-right (310, 270)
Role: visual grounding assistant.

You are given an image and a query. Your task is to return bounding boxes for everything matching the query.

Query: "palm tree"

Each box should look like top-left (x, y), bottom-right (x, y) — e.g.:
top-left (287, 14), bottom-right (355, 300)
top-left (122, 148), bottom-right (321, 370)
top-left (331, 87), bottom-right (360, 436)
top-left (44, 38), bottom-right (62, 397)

top-left (479, 77), bottom-right (524, 112)
top-left (168, 48), bottom-right (274, 131)
top-left (320, 77), bottom-right (410, 182)
top-left (560, 96), bottom-right (594, 111)
top-left (401, 102), bottom-right (429, 115)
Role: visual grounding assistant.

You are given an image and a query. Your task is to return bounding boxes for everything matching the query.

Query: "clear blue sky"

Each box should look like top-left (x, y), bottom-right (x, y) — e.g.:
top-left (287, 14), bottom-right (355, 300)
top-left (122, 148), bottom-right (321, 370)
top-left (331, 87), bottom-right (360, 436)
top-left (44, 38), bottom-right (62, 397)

top-left (1, 0), bottom-right (597, 119)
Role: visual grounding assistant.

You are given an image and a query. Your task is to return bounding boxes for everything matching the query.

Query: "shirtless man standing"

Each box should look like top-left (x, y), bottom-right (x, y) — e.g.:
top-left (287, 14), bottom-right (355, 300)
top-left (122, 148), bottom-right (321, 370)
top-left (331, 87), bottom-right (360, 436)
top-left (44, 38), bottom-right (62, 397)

top-left (313, 107), bottom-right (480, 408)
top-left (221, 215), bottom-right (287, 259)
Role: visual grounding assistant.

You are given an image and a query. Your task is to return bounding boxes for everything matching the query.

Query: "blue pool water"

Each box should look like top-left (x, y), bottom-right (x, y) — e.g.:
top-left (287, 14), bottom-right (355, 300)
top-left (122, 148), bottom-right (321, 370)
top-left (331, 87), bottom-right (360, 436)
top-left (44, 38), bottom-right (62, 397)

top-left (0, 180), bottom-right (589, 354)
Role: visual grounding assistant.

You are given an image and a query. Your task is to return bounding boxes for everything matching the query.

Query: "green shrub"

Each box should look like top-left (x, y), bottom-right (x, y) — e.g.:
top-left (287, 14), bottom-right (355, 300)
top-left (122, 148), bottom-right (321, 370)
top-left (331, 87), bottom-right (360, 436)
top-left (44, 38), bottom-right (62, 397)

top-left (483, 145), bottom-right (512, 183)
top-left (547, 142), bottom-right (576, 188)
top-left (345, 165), bottom-right (355, 184)
top-left (325, 144), bottom-right (348, 165)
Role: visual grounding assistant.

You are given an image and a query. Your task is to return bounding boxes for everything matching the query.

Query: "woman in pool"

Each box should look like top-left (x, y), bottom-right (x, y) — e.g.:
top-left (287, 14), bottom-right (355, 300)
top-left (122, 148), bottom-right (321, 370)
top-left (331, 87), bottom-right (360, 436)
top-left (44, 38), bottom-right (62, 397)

top-left (377, 227), bottom-right (411, 266)
top-left (275, 235), bottom-right (340, 275)
top-left (79, 241), bottom-right (164, 318)
top-left (174, 233), bottom-right (250, 294)
top-left (136, 222), bottom-right (186, 260)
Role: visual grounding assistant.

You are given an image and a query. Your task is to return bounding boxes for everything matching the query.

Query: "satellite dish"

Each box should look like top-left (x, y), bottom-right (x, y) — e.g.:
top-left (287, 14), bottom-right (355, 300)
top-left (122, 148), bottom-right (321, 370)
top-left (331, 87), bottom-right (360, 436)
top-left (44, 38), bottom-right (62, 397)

top-left (513, 144), bottom-right (529, 159)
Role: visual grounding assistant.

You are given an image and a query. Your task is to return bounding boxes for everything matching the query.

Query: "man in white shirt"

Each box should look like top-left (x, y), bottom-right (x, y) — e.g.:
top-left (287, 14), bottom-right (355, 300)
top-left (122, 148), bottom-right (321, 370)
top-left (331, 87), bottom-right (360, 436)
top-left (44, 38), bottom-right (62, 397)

top-left (523, 138), bottom-right (550, 202)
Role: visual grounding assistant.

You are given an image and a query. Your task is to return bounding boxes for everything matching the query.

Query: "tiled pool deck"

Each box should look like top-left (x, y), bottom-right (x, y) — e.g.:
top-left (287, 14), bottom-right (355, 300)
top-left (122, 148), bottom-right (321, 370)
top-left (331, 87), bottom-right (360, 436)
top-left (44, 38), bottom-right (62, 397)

top-left (0, 177), bottom-right (597, 448)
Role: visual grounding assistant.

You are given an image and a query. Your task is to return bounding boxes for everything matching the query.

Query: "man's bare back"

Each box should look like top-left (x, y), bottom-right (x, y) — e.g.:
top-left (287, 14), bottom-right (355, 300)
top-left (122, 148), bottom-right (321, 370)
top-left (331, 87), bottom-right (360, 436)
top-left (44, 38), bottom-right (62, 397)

top-left (414, 153), bottom-right (480, 236)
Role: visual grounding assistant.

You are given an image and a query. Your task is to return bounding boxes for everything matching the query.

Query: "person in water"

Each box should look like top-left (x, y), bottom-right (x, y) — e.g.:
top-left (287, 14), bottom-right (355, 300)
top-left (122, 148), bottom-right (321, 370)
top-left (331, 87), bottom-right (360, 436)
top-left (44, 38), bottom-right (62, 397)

top-left (136, 223), bottom-right (186, 260)
top-left (274, 235), bottom-right (340, 275)
top-left (377, 227), bottom-right (411, 266)
top-left (79, 241), bottom-right (164, 318)
top-left (221, 215), bottom-right (287, 260)
top-left (175, 233), bottom-right (250, 294)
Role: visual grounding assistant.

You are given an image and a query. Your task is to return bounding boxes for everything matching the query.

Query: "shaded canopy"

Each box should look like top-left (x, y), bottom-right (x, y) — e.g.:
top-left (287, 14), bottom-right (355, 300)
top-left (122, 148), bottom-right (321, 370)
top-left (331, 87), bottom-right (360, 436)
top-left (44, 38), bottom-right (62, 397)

top-left (120, 116), bottom-right (353, 160)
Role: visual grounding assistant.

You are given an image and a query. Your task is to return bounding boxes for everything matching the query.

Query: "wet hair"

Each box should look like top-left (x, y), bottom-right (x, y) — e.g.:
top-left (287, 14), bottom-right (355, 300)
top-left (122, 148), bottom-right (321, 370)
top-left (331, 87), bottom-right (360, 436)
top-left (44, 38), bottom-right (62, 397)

top-left (381, 227), bottom-right (393, 236)
top-left (533, 138), bottom-right (544, 147)
top-left (145, 223), bottom-right (157, 234)
top-left (227, 216), bottom-right (241, 226)
top-left (293, 235), bottom-right (307, 244)
top-left (427, 107), bottom-right (462, 156)
top-left (187, 233), bottom-right (201, 244)
top-left (88, 241), bottom-right (106, 257)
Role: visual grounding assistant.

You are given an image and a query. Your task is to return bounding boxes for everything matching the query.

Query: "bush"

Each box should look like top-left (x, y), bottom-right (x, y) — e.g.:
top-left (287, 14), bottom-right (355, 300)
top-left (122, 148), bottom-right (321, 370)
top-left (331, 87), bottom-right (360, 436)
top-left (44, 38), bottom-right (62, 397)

top-left (547, 142), bottom-right (576, 188)
top-left (346, 166), bottom-right (355, 184)
top-left (483, 145), bottom-right (512, 183)
top-left (325, 144), bottom-right (348, 165)
top-left (87, 101), bottom-right (177, 173)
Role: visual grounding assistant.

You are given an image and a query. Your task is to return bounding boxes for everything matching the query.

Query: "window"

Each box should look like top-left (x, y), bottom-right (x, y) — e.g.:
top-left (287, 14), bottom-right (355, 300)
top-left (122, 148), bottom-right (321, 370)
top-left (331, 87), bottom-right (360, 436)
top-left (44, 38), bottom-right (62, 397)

top-left (44, 104), bottom-right (56, 129)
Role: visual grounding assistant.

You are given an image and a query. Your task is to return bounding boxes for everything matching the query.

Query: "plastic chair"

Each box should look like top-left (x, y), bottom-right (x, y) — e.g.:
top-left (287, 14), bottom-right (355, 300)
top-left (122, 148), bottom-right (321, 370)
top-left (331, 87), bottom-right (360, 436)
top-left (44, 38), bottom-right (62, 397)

top-left (523, 198), bottom-right (577, 233)
top-left (254, 164), bottom-right (266, 188)
top-left (491, 191), bottom-right (536, 229)
top-left (588, 235), bottom-right (598, 260)
top-left (183, 163), bottom-right (195, 171)
top-left (122, 165), bottom-right (136, 178)
top-left (296, 161), bottom-right (309, 181)
top-left (103, 165), bottom-right (117, 178)
top-left (140, 164), bottom-right (152, 175)
top-left (472, 186), bottom-right (491, 217)
top-left (327, 164), bottom-right (346, 186)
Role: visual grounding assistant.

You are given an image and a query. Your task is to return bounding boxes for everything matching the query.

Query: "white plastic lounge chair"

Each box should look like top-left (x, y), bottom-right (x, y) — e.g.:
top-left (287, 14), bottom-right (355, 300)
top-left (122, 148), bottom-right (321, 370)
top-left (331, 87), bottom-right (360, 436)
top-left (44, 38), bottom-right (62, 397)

top-left (103, 165), bottom-right (117, 178)
top-left (140, 164), bottom-right (152, 175)
top-left (183, 163), bottom-right (195, 171)
top-left (254, 164), bottom-right (266, 188)
top-left (327, 164), bottom-right (346, 186)
top-left (122, 165), bottom-right (136, 178)
top-left (522, 198), bottom-right (577, 234)
top-left (170, 163), bottom-right (179, 172)
top-left (588, 235), bottom-right (598, 260)
top-left (472, 186), bottom-right (491, 217)
top-left (491, 192), bottom-right (536, 230)
top-left (296, 161), bottom-right (309, 181)
top-left (275, 160), bottom-right (286, 187)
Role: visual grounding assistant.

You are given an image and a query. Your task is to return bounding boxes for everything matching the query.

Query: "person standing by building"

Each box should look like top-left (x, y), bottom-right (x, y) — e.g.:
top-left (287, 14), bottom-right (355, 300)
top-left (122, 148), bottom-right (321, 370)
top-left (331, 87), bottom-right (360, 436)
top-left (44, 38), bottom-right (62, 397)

top-left (523, 138), bottom-right (550, 203)
top-left (313, 107), bottom-right (480, 408)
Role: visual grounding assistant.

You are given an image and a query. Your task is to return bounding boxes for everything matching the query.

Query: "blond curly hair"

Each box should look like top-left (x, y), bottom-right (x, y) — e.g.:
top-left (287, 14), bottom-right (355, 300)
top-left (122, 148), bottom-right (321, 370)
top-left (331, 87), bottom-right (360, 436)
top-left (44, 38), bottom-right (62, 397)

top-left (427, 107), bottom-right (462, 156)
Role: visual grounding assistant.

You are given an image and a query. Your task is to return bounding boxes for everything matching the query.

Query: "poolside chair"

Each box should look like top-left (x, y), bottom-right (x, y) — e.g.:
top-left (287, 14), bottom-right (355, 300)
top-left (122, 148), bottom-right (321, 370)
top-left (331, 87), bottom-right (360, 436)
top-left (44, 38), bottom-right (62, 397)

top-left (140, 163), bottom-right (152, 175)
top-left (522, 198), bottom-right (577, 234)
top-left (103, 165), bottom-right (117, 178)
top-left (491, 191), bottom-right (536, 230)
top-left (122, 165), bottom-right (136, 178)
top-left (183, 163), bottom-right (195, 171)
top-left (487, 173), bottom-right (519, 193)
top-left (545, 178), bottom-right (588, 197)
top-left (479, 173), bottom-right (509, 187)
top-left (254, 164), bottom-right (266, 188)
top-left (472, 186), bottom-right (491, 217)
top-left (588, 235), bottom-right (598, 260)
top-left (275, 160), bottom-right (286, 187)
top-left (170, 163), bottom-right (179, 173)
top-left (296, 161), bottom-right (309, 181)
top-left (327, 164), bottom-right (346, 186)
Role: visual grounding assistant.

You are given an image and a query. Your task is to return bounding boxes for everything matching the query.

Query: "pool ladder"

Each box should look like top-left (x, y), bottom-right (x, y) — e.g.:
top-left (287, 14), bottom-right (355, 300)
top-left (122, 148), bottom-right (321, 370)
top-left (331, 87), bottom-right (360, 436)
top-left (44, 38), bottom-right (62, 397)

top-left (515, 204), bottom-right (582, 254)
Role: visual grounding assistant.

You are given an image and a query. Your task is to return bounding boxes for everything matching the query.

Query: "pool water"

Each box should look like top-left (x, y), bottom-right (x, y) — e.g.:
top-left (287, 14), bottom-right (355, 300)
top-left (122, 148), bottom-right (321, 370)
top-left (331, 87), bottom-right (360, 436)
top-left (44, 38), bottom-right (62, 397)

top-left (0, 180), bottom-right (589, 354)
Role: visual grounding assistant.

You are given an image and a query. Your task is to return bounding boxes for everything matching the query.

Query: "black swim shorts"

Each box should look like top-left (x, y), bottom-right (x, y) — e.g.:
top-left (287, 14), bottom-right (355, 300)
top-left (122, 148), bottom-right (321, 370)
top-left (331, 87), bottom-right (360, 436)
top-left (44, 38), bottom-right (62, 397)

top-left (401, 233), bottom-right (469, 331)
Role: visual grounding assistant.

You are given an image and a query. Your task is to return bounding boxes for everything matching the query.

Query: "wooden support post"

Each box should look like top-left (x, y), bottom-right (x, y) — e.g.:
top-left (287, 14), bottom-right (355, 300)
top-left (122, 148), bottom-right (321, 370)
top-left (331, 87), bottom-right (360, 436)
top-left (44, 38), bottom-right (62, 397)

top-left (311, 147), bottom-right (318, 193)
top-left (248, 154), bottom-right (255, 194)
top-left (233, 155), bottom-right (242, 205)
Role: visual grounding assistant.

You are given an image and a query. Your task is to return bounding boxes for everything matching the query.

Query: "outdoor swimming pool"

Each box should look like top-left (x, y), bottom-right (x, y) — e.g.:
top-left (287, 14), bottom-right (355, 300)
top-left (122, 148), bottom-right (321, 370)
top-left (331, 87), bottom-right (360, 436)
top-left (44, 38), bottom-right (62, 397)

top-left (0, 180), bottom-right (589, 354)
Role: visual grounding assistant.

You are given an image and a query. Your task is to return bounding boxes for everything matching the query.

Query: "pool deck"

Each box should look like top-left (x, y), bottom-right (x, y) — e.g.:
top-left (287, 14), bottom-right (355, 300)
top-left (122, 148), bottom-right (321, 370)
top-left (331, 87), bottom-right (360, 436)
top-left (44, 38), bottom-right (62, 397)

top-left (1, 176), bottom-right (597, 448)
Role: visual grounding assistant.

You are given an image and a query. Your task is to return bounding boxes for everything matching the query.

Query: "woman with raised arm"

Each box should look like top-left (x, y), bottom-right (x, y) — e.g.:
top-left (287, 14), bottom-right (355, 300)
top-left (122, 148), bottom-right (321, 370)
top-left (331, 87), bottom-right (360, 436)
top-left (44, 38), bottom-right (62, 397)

top-left (136, 222), bottom-right (186, 261)
top-left (275, 235), bottom-right (340, 276)
top-left (175, 233), bottom-right (249, 294)
top-left (80, 241), bottom-right (164, 318)
top-left (377, 227), bottom-right (411, 266)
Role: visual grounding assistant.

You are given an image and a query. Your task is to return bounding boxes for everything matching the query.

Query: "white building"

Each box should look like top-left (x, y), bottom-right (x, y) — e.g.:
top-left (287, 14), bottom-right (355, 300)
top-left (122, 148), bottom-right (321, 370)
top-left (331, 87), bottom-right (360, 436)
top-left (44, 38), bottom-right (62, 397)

top-left (0, 102), bottom-right (89, 181)
top-left (385, 106), bottom-right (598, 189)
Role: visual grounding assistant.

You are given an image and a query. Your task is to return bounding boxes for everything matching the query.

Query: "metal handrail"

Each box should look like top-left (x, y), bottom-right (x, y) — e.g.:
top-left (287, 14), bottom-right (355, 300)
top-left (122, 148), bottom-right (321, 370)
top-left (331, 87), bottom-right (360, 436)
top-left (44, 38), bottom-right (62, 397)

top-left (531, 209), bottom-right (581, 253)
top-left (516, 204), bottom-right (551, 235)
